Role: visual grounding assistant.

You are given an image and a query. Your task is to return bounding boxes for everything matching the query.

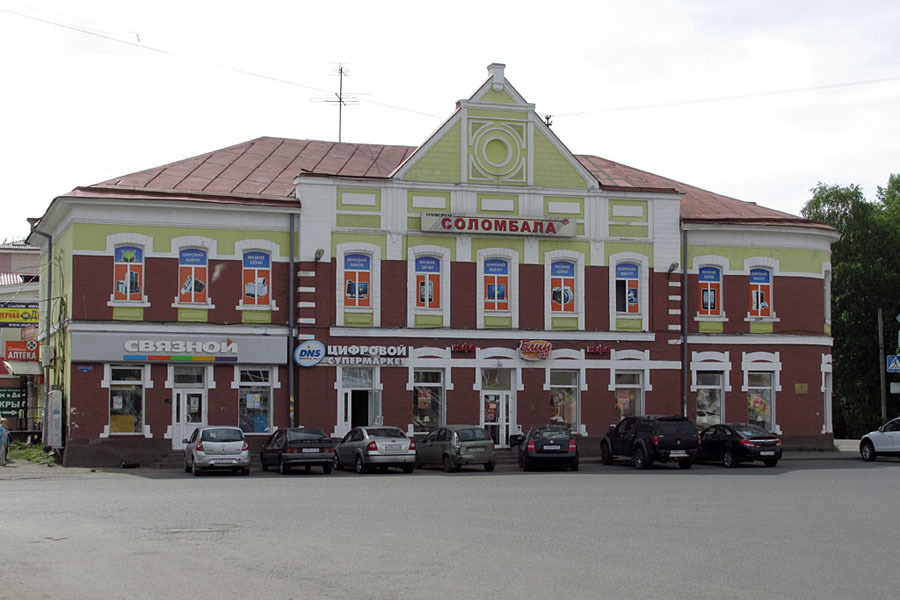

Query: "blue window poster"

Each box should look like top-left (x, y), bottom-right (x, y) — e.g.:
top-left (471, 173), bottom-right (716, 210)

top-left (484, 259), bottom-right (509, 275)
top-left (699, 267), bottom-right (720, 282)
top-left (616, 263), bottom-right (638, 279)
top-left (750, 268), bottom-right (770, 284)
top-left (344, 253), bottom-right (370, 271)
top-left (243, 251), bottom-right (270, 268)
top-left (551, 261), bottom-right (575, 277)
top-left (415, 256), bottom-right (440, 273)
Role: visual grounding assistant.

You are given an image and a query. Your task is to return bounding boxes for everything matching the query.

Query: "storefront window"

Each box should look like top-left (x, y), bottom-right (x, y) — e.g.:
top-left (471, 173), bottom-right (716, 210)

top-left (109, 365), bottom-right (143, 433)
top-left (549, 370), bottom-right (578, 428)
top-left (413, 370), bottom-right (443, 432)
top-left (747, 372), bottom-right (774, 430)
top-left (482, 368), bottom-right (511, 391)
top-left (614, 372), bottom-right (642, 421)
top-left (695, 372), bottom-right (723, 428)
top-left (238, 368), bottom-right (271, 433)
top-left (174, 366), bottom-right (204, 387)
top-left (343, 367), bottom-right (374, 388)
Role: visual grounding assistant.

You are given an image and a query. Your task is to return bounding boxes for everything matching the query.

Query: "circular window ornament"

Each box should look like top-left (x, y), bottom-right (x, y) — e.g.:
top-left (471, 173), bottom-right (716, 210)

top-left (472, 124), bottom-right (523, 177)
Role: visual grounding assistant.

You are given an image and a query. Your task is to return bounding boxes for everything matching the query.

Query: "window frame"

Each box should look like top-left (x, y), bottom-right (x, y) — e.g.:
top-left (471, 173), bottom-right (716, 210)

top-left (336, 243), bottom-right (381, 327)
top-left (406, 245), bottom-right (450, 327)
top-left (607, 253), bottom-right (649, 331)
top-left (235, 366), bottom-right (275, 434)
top-left (543, 250), bottom-right (585, 330)
top-left (412, 369), bottom-right (445, 434)
top-left (477, 248), bottom-right (519, 329)
top-left (101, 363), bottom-right (153, 438)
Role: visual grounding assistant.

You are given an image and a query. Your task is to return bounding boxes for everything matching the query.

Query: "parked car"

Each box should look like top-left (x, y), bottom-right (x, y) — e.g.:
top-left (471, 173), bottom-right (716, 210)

top-left (183, 426), bottom-right (250, 476)
top-left (416, 425), bottom-right (496, 472)
top-left (333, 426), bottom-right (416, 474)
top-left (600, 415), bottom-right (699, 469)
top-left (514, 425), bottom-right (579, 471)
top-left (697, 423), bottom-right (782, 467)
top-left (859, 416), bottom-right (900, 461)
top-left (260, 427), bottom-right (335, 474)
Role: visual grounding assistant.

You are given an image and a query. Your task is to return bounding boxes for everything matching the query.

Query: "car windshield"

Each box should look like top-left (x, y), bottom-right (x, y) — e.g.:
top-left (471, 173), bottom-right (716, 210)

top-left (366, 427), bottom-right (406, 438)
top-left (732, 424), bottom-right (774, 437)
top-left (657, 419), bottom-right (698, 436)
top-left (456, 428), bottom-right (490, 442)
top-left (532, 429), bottom-right (570, 440)
top-left (287, 428), bottom-right (327, 441)
top-left (201, 429), bottom-right (243, 442)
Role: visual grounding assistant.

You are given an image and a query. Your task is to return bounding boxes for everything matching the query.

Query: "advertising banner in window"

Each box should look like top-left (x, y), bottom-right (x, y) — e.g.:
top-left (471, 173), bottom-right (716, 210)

top-left (179, 249), bottom-right (208, 303)
top-left (114, 246), bottom-right (143, 301)
top-left (484, 259), bottom-right (509, 311)
top-left (243, 251), bottom-right (271, 305)
top-left (344, 253), bottom-right (371, 307)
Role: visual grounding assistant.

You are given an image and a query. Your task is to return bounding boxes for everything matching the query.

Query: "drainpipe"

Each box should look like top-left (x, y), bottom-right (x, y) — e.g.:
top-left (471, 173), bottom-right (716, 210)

top-left (27, 220), bottom-right (53, 440)
top-left (681, 227), bottom-right (689, 417)
top-left (288, 213), bottom-right (296, 426)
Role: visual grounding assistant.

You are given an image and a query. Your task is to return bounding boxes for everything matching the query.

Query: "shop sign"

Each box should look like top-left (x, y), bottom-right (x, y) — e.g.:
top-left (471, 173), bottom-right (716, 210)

top-left (519, 339), bottom-right (552, 361)
top-left (4, 339), bottom-right (39, 361)
top-left (296, 342), bottom-right (409, 366)
top-left (294, 340), bottom-right (326, 367)
top-left (421, 213), bottom-right (575, 237)
top-left (0, 303), bottom-right (40, 328)
top-left (70, 332), bottom-right (286, 364)
top-left (587, 344), bottom-right (611, 356)
top-left (0, 387), bottom-right (24, 417)
top-left (123, 338), bottom-right (238, 355)
top-left (451, 343), bottom-right (477, 353)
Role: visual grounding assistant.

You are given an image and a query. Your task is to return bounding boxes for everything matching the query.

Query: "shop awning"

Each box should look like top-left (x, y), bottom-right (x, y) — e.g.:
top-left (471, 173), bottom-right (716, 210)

top-left (2, 361), bottom-right (43, 375)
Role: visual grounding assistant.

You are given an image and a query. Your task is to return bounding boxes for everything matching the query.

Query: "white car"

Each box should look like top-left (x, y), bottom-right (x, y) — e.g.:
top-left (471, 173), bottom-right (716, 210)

top-left (184, 426), bottom-right (251, 475)
top-left (859, 417), bottom-right (900, 462)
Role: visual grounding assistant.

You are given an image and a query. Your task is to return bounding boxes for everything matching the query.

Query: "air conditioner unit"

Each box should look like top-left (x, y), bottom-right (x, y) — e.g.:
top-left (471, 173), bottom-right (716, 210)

top-left (41, 345), bottom-right (55, 367)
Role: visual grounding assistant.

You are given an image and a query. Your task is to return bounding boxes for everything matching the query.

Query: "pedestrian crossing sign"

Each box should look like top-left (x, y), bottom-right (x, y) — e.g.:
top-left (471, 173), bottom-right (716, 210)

top-left (887, 355), bottom-right (900, 373)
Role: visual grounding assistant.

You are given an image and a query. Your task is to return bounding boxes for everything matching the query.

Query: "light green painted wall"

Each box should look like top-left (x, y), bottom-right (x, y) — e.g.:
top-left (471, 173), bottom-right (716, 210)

top-left (552, 316), bottom-right (578, 330)
top-left (344, 312), bottom-right (374, 327)
top-left (825, 323), bottom-right (831, 336)
top-left (477, 193), bottom-right (519, 214)
top-left (331, 233), bottom-right (387, 258)
top-left (178, 308), bottom-right (208, 322)
top-left (403, 121), bottom-right (462, 183)
top-left (242, 310), bottom-right (271, 324)
top-left (538, 240), bottom-right (591, 264)
top-left (71, 223), bottom-right (291, 257)
top-left (337, 188), bottom-right (381, 212)
top-left (470, 238), bottom-right (525, 262)
top-left (336, 214), bottom-right (382, 228)
top-left (609, 225), bottom-right (649, 238)
top-left (688, 245), bottom-right (830, 274)
top-left (699, 321), bottom-right (723, 333)
top-left (405, 235), bottom-right (456, 261)
top-left (113, 307), bottom-right (144, 321)
top-left (616, 318), bottom-right (642, 331)
top-left (415, 314), bottom-right (443, 328)
top-left (408, 217), bottom-right (422, 230)
top-left (750, 321), bottom-right (774, 334)
top-left (56, 226), bottom-right (75, 321)
top-left (605, 242), bottom-right (654, 268)
top-left (543, 196), bottom-right (584, 218)
top-left (532, 129), bottom-right (588, 190)
top-left (468, 109), bottom-right (528, 120)
top-left (480, 89), bottom-right (518, 104)
top-left (484, 316), bottom-right (512, 328)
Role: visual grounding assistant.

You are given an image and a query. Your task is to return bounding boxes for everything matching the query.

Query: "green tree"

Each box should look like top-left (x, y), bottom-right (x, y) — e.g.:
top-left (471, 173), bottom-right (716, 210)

top-left (802, 179), bottom-right (900, 437)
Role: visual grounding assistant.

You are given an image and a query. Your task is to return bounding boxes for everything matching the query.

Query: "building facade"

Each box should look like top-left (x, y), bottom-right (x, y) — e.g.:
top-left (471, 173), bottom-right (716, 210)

top-left (29, 64), bottom-right (838, 467)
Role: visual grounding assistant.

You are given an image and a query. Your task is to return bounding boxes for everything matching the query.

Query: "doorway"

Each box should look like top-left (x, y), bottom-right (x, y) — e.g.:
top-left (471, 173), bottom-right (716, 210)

top-left (172, 390), bottom-right (206, 449)
top-left (481, 391), bottom-right (512, 447)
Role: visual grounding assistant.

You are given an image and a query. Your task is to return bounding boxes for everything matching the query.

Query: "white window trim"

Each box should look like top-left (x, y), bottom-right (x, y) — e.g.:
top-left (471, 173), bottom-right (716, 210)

top-left (166, 364), bottom-right (217, 390)
top-left (608, 252), bottom-right (649, 332)
top-left (476, 248), bottom-right (519, 329)
top-left (607, 349), bottom-right (649, 417)
top-left (107, 234), bottom-right (153, 307)
top-left (690, 350), bottom-right (732, 423)
top-left (743, 257), bottom-right (779, 323)
top-left (236, 239), bottom-right (280, 312)
top-left (741, 351), bottom-right (782, 434)
top-left (407, 245), bottom-right (451, 328)
top-left (100, 363), bottom-right (153, 438)
top-left (336, 242), bottom-right (381, 327)
top-left (333, 365), bottom-right (383, 438)
top-left (232, 365), bottom-right (280, 435)
top-left (544, 249), bottom-right (585, 331)
top-left (691, 256), bottom-right (728, 322)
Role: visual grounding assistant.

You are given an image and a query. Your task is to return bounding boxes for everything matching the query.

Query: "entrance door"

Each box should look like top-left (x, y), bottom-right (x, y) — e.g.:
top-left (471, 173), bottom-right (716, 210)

top-left (481, 392), bottom-right (511, 447)
top-left (173, 390), bottom-right (206, 449)
top-left (350, 390), bottom-right (369, 428)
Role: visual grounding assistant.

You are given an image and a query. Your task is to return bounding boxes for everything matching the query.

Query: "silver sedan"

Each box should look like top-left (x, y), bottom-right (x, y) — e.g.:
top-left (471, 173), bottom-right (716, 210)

top-left (333, 426), bottom-right (416, 474)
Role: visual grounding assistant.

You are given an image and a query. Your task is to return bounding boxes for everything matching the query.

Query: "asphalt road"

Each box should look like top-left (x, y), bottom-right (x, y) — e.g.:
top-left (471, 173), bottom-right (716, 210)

top-left (1, 454), bottom-right (897, 600)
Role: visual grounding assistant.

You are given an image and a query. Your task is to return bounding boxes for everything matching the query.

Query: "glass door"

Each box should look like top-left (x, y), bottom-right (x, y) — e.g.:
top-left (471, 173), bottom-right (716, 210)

top-left (173, 390), bottom-right (206, 449)
top-left (481, 392), bottom-right (511, 447)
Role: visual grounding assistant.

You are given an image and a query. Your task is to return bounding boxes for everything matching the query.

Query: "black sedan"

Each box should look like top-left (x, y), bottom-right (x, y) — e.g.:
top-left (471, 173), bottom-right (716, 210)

top-left (515, 425), bottom-right (579, 471)
top-left (697, 423), bottom-right (782, 467)
top-left (260, 427), bottom-right (335, 474)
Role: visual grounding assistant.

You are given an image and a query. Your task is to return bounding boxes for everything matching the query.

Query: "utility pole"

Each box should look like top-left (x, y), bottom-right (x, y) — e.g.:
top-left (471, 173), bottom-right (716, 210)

top-left (878, 308), bottom-right (887, 422)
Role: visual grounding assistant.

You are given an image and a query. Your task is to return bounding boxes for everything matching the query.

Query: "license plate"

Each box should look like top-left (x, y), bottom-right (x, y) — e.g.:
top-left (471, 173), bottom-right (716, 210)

top-left (469, 447), bottom-right (483, 452)
top-left (383, 444), bottom-right (401, 450)
top-left (302, 448), bottom-right (319, 453)
top-left (761, 451), bottom-right (775, 456)
top-left (670, 450), bottom-right (687, 457)
top-left (212, 458), bottom-right (236, 464)
top-left (543, 445), bottom-right (560, 450)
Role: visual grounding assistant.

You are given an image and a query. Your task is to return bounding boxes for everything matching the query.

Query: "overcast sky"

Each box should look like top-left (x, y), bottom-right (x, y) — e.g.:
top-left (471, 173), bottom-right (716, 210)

top-left (1, 0), bottom-right (898, 243)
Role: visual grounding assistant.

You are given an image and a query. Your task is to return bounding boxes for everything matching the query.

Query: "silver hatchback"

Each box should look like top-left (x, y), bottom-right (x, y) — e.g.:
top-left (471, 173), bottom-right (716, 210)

top-left (184, 426), bottom-right (251, 476)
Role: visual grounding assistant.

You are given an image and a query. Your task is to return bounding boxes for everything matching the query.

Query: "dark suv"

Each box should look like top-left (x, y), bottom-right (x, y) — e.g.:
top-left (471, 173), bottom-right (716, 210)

top-left (600, 415), bottom-right (700, 469)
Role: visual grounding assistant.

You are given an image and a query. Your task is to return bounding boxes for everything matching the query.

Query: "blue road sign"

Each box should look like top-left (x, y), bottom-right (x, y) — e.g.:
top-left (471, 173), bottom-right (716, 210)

top-left (887, 355), bottom-right (900, 372)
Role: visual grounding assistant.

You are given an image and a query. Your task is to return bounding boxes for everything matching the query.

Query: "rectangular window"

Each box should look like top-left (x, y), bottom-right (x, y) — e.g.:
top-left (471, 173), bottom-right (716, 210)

top-left (413, 370), bottom-right (444, 433)
top-left (614, 372), bottom-right (642, 421)
top-left (698, 267), bottom-right (721, 316)
top-left (344, 254), bottom-right (371, 308)
top-left (747, 372), bottom-right (774, 430)
top-left (695, 372), bottom-right (723, 427)
top-left (484, 258), bottom-right (509, 311)
top-left (109, 365), bottom-right (143, 433)
top-left (238, 368), bottom-right (271, 433)
top-left (749, 268), bottom-right (771, 317)
top-left (178, 248), bottom-right (208, 304)
top-left (113, 246), bottom-right (143, 302)
top-left (549, 370), bottom-right (578, 429)
top-left (242, 251), bottom-right (271, 306)
top-left (551, 261), bottom-right (575, 313)
top-left (615, 263), bottom-right (639, 314)
top-left (415, 256), bottom-right (441, 309)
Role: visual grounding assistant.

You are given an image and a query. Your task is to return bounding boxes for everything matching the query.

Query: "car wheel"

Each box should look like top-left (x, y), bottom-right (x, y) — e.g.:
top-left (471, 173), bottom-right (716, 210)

top-left (763, 459), bottom-right (778, 467)
top-left (723, 449), bottom-right (736, 468)
top-left (323, 463), bottom-right (333, 474)
top-left (260, 458), bottom-right (268, 472)
top-left (192, 460), bottom-right (201, 476)
top-left (484, 461), bottom-right (496, 472)
top-left (355, 454), bottom-right (368, 474)
top-left (242, 468), bottom-right (250, 476)
top-left (633, 446), bottom-right (648, 470)
top-left (570, 460), bottom-right (579, 471)
top-left (600, 443), bottom-right (613, 465)
top-left (442, 455), bottom-right (456, 473)
top-left (860, 440), bottom-right (877, 462)
top-left (402, 464), bottom-right (415, 474)
top-left (279, 458), bottom-right (289, 475)
top-left (678, 457), bottom-right (693, 469)
top-left (333, 453), bottom-right (342, 471)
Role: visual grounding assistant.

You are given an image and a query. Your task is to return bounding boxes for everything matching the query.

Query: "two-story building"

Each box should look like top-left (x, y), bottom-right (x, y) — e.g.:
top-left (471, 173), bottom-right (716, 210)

top-left (28, 64), bottom-right (838, 467)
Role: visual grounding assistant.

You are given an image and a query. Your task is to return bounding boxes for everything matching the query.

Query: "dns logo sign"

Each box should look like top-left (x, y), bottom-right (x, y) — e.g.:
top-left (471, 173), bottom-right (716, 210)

top-left (294, 340), bottom-right (326, 367)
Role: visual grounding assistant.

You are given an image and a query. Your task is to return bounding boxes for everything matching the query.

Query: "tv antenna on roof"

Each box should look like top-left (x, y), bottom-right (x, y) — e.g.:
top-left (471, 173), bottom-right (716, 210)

top-left (311, 63), bottom-right (363, 142)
